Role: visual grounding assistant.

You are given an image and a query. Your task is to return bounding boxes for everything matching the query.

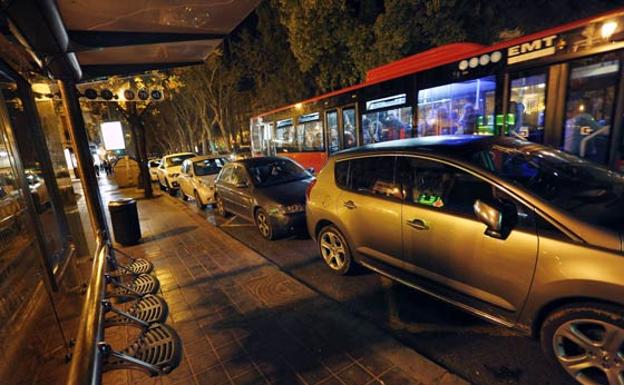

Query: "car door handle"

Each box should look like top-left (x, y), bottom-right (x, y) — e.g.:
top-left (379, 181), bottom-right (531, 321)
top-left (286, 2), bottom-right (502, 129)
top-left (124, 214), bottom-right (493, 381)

top-left (343, 200), bottom-right (357, 209)
top-left (407, 218), bottom-right (429, 230)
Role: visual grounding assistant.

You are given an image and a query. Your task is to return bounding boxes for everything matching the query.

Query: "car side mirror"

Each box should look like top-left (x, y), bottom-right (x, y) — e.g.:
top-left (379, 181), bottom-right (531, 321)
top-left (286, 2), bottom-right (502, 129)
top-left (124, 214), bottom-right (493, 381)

top-left (306, 167), bottom-right (315, 175)
top-left (473, 199), bottom-right (516, 240)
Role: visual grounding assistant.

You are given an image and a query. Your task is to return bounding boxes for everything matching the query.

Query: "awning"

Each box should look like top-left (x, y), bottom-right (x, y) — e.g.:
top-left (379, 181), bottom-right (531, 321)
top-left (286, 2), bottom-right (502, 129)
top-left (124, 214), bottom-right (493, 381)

top-left (5, 0), bottom-right (260, 81)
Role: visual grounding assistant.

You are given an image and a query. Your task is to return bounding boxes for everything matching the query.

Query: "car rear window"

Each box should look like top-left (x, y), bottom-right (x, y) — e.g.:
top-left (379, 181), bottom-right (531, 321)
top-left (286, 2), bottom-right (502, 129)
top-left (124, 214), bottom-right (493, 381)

top-left (335, 160), bottom-right (349, 189)
top-left (340, 156), bottom-right (401, 200)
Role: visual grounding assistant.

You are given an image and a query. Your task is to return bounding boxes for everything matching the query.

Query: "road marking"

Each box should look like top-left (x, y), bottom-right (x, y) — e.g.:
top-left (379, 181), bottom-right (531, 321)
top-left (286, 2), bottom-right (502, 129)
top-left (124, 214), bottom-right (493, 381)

top-left (221, 215), bottom-right (254, 228)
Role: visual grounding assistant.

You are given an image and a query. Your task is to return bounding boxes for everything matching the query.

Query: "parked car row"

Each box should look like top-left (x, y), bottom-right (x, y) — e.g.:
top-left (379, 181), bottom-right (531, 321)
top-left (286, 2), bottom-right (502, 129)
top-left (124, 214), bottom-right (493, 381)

top-left (165, 136), bottom-right (624, 385)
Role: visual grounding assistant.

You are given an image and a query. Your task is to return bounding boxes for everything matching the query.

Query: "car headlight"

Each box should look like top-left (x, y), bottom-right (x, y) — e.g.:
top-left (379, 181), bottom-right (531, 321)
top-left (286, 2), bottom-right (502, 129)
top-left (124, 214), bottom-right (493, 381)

top-left (281, 203), bottom-right (305, 214)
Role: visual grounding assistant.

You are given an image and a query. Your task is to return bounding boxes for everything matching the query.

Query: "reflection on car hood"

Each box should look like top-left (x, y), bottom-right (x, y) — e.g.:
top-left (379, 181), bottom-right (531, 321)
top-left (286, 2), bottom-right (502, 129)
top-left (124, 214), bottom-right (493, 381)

top-left (165, 165), bottom-right (182, 173)
top-left (256, 178), bottom-right (312, 206)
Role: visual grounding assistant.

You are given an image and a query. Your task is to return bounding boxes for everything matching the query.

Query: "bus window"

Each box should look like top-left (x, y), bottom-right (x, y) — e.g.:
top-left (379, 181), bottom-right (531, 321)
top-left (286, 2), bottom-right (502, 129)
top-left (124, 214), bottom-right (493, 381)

top-left (563, 54), bottom-right (620, 164)
top-left (362, 106), bottom-right (412, 145)
top-left (417, 76), bottom-right (496, 137)
top-left (297, 113), bottom-right (324, 151)
top-left (326, 110), bottom-right (339, 153)
top-left (509, 73), bottom-right (547, 143)
top-left (342, 108), bottom-right (357, 149)
top-left (275, 118), bottom-right (296, 152)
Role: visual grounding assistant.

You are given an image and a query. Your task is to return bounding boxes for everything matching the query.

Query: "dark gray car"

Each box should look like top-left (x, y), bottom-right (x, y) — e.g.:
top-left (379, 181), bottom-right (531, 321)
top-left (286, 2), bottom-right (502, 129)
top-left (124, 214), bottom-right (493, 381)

top-left (214, 156), bottom-right (314, 239)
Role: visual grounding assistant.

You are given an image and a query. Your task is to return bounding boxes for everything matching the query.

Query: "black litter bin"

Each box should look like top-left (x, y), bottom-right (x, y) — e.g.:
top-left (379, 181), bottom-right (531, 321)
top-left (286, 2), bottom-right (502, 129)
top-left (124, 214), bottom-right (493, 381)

top-left (108, 198), bottom-right (141, 245)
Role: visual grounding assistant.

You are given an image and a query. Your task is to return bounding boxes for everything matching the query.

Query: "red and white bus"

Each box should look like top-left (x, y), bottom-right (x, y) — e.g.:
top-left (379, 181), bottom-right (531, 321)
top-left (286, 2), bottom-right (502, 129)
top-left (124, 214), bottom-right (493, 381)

top-left (251, 8), bottom-right (624, 173)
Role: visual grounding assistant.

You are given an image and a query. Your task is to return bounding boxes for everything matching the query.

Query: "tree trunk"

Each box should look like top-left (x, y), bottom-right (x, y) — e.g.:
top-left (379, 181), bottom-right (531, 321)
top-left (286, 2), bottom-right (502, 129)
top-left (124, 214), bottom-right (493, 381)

top-left (127, 103), bottom-right (153, 199)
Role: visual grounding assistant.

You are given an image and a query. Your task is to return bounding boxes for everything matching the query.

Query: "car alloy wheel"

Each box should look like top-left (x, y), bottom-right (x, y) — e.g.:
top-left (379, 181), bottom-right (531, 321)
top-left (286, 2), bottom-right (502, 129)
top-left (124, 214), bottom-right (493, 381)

top-left (553, 319), bottom-right (624, 385)
top-left (318, 225), bottom-right (352, 275)
top-left (255, 209), bottom-right (274, 240)
top-left (195, 191), bottom-right (206, 209)
top-left (542, 304), bottom-right (624, 385)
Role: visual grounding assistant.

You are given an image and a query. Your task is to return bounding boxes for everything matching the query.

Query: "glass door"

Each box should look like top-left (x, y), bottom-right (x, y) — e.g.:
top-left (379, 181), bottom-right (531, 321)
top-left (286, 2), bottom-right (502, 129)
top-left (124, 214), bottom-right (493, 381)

top-left (562, 52), bottom-right (620, 164)
top-left (341, 106), bottom-right (357, 149)
top-left (508, 70), bottom-right (548, 143)
top-left (326, 110), bottom-right (340, 154)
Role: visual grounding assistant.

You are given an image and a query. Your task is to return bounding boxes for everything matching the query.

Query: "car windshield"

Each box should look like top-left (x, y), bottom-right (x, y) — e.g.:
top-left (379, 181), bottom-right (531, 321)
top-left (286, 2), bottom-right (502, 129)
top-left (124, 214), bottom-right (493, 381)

top-left (194, 158), bottom-right (226, 176)
top-left (248, 158), bottom-right (311, 187)
top-left (467, 140), bottom-right (624, 230)
top-left (165, 154), bottom-right (194, 167)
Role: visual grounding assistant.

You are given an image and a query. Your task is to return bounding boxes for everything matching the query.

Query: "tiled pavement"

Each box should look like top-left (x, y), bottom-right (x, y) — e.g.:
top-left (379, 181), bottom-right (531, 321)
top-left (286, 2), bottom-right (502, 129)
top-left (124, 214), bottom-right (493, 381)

top-left (100, 184), bottom-right (470, 385)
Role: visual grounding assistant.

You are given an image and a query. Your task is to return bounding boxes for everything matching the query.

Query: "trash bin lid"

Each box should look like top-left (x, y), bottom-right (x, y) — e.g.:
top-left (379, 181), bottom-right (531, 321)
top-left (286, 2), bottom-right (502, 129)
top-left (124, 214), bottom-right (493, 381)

top-left (108, 198), bottom-right (136, 208)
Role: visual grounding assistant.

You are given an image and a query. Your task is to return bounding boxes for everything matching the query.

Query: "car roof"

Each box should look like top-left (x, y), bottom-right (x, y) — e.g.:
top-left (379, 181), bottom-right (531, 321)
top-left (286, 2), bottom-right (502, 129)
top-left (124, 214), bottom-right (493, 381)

top-left (334, 135), bottom-right (522, 159)
top-left (186, 155), bottom-right (227, 162)
top-left (234, 156), bottom-right (297, 167)
top-left (163, 152), bottom-right (195, 158)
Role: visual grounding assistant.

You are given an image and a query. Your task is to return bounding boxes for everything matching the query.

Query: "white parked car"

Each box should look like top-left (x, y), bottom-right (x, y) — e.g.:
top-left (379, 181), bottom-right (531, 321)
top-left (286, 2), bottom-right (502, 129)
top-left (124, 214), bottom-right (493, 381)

top-left (148, 158), bottom-right (161, 182)
top-left (25, 170), bottom-right (49, 213)
top-left (178, 155), bottom-right (228, 209)
top-left (156, 152), bottom-right (196, 195)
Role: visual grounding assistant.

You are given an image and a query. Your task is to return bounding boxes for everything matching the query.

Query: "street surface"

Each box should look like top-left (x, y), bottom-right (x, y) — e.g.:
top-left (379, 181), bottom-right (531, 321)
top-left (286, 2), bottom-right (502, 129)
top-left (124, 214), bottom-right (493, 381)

top-left (178, 195), bottom-right (576, 385)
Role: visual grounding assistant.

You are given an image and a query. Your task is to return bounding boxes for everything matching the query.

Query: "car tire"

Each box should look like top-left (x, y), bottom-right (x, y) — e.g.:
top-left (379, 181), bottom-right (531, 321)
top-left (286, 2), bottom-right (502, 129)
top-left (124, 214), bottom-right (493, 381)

top-left (215, 195), bottom-right (228, 217)
top-left (540, 302), bottom-right (624, 385)
top-left (317, 225), bottom-right (353, 275)
top-left (182, 191), bottom-right (189, 201)
top-left (195, 191), bottom-right (207, 210)
top-left (158, 180), bottom-right (166, 190)
top-left (255, 208), bottom-right (277, 240)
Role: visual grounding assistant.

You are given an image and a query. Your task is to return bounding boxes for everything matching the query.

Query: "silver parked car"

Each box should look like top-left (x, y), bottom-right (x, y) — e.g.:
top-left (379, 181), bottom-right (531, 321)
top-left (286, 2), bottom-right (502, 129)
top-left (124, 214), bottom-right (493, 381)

top-left (306, 135), bottom-right (624, 385)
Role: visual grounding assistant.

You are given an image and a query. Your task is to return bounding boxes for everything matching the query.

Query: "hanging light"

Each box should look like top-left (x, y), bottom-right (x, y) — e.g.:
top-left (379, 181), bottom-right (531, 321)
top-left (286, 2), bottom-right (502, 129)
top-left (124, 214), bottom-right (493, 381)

top-left (601, 21), bottom-right (618, 39)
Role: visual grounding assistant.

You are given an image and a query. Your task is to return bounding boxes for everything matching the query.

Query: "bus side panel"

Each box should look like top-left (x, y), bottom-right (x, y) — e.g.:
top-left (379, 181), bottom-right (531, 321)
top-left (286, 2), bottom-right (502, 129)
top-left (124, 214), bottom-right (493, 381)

top-left (277, 152), bottom-right (328, 173)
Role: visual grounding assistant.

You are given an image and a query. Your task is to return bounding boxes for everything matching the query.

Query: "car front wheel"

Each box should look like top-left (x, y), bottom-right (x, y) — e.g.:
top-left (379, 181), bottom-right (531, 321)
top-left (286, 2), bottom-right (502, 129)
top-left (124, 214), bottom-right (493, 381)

top-left (195, 191), bottom-right (207, 209)
top-left (318, 225), bottom-right (353, 275)
top-left (541, 303), bottom-right (624, 385)
top-left (255, 209), bottom-right (276, 240)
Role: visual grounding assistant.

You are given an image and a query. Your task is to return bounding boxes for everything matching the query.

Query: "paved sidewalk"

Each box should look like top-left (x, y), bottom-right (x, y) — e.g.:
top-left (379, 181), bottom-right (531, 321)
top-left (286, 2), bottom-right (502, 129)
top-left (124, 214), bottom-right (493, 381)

top-left (102, 187), bottom-right (470, 385)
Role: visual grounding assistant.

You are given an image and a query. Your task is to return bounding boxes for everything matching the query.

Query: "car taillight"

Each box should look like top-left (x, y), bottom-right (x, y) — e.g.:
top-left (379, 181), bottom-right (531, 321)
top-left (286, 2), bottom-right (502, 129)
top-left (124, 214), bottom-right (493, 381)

top-left (306, 179), bottom-right (317, 201)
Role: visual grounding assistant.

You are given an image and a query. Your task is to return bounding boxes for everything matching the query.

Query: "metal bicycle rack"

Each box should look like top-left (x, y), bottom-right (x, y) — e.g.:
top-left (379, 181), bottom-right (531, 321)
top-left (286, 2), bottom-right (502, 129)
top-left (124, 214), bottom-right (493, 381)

top-left (101, 248), bottom-right (182, 377)
top-left (106, 273), bottom-right (160, 299)
top-left (103, 294), bottom-right (169, 327)
top-left (107, 248), bottom-right (154, 277)
top-left (99, 323), bottom-right (182, 376)
top-left (66, 236), bottom-right (183, 384)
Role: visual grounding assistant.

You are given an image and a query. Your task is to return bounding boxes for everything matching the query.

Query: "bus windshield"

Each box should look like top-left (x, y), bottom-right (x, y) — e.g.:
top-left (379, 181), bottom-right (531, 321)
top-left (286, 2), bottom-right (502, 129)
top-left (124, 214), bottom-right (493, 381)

top-left (248, 158), bottom-right (311, 187)
top-left (468, 140), bottom-right (624, 230)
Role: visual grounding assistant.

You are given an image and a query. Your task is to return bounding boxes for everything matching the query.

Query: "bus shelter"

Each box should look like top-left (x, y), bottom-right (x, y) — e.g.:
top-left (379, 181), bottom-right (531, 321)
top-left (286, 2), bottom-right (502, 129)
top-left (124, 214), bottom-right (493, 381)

top-left (0, 1), bottom-right (259, 384)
